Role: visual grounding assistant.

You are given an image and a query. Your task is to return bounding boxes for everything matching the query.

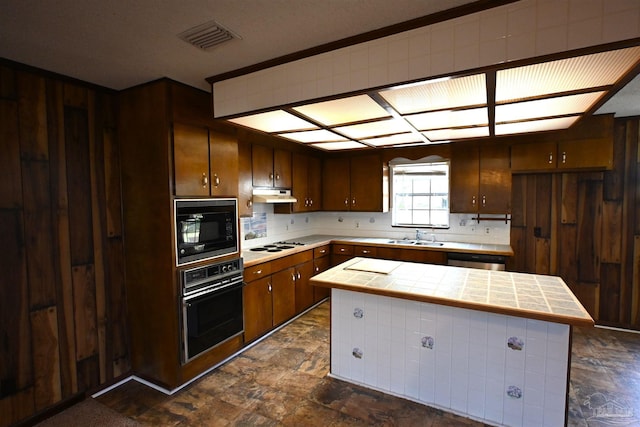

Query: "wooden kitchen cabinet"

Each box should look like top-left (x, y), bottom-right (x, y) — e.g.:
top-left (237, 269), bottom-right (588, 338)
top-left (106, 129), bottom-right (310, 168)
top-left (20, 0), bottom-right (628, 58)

top-left (322, 153), bottom-right (388, 212)
top-left (173, 124), bottom-right (239, 197)
top-left (331, 243), bottom-right (354, 265)
top-left (354, 245), bottom-right (377, 257)
top-left (237, 139), bottom-right (254, 217)
top-left (271, 268), bottom-right (297, 326)
top-left (274, 152), bottom-right (322, 213)
top-left (313, 245), bottom-right (331, 302)
top-left (511, 138), bottom-right (613, 172)
top-left (252, 144), bottom-right (292, 188)
top-left (294, 260), bottom-right (315, 313)
top-left (450, 143), bottom-right (511, 214)
top-left (243, 275), bottom-right (273, 342)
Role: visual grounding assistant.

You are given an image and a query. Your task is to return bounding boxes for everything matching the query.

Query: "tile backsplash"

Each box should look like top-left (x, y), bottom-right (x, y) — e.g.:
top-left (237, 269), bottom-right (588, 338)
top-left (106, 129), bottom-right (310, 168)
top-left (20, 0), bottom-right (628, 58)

top-left (240, 203), bottom-right (510, 249)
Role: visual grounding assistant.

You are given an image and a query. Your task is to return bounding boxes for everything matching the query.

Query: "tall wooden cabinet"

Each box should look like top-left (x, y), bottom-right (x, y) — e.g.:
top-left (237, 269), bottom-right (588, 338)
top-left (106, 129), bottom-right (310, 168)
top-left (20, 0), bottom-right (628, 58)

top-left (274, 152), bottom-right (322, 213)
top-left (322, 153), bottom-right (389, 212)
top-left (119, 79), bottom-right (242, 389)
top-left (450, 143), bottom-right (511, 214)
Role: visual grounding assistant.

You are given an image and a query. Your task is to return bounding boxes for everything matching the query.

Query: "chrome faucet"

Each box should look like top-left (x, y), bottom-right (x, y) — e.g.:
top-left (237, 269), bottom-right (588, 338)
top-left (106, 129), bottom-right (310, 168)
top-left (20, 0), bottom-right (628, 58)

top-left (416, 229), bottom-right (422, 241)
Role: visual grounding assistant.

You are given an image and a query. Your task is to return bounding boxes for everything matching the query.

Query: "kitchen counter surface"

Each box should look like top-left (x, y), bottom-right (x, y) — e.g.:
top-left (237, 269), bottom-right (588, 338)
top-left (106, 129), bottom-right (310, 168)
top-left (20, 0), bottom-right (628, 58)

top-left (241, 234), bottom-right (513, 267)
top-left (311, 257), bottom-right (594, 327)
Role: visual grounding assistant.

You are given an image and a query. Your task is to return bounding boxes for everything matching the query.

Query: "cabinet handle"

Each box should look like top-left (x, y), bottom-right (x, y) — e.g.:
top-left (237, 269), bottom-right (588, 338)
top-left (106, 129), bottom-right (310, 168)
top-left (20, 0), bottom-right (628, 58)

top-left (269, 173), bottom-right (274, 180)
top-left (275, 173), bottom-right (280, 181)
top-left (247, 199), bottom-right (253, 208)
top-left (297, 272), bottom-right (301, 280)
top-left (362, 250), bottom-right (370, 254)
top-left (201, 173), bottom-right (208, 187)
top-left (548, 152), bottom-right (553, 164)
top-left (482, 195), bottom-right (486, 207)
top-left (472, 195), bottom-right (476, 206)
top-left (268, 282), bottom-right (272, 292)
top-left (213, 174), bottom-right (220, 187)
top-left (319, 249), bottom-right (326, 254)
top-left (344, 198), bottom-right (349, 206)
top-left (352, 198), bottom-right (356, 206)
top-left (254, 269), bottom-right (262, 275)
top-left (291, 273), bottom-right (296, 282)
top-left (340, 248), bottom-right (346, 252)
top-left (315, 266), bottom-right (319, 273)
top-left (562, 151), bottom-right (567, 164)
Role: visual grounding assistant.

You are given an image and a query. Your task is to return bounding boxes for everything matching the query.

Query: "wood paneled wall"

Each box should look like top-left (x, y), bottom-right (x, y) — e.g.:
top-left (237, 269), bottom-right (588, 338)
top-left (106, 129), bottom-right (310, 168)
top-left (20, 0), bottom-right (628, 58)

top-left (509, 117), bottom-right (640, 330)
top-left (0, 63), bottom-right (129, 426)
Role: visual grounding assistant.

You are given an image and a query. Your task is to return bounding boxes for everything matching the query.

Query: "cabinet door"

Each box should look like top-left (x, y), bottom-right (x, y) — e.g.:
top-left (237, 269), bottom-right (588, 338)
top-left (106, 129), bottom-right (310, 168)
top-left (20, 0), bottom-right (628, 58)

top-left (479, 145), bottom-right (511, 213)
top-left (271, 268), bottom-right (296, 326)
top-left (209, 130), bottom-right (238, 197)
top-left (559, 138), bottom-right (613, 170)
top-left (173, 123), bottom-right (209, 196)
top-left (290, 153), bottom-right (309, 212)
top-left (307, 155), bottom-right (322, 211)
top-left (450, 146), bottom-right (479, 213)
top-left (510, 141), bottom-right (557, 172)
top-left (238, 140), bottom-right (253, 217)
top-left (322, 157), bottom-right (350, 211)
top-left (252, 144), bottom-right (274, 187)
top-left (294, 260), bottom-right (315, 313)
top-left (273, 149), bottom-right (292, 188)
top-left (243, 276), bottom-right (273, 343)
top-left (354, 245), bottom-right (377, 257)
top-left (313, 256), bottom-right (331, 302)
top-left (350, 154), bottom-right (383, 212)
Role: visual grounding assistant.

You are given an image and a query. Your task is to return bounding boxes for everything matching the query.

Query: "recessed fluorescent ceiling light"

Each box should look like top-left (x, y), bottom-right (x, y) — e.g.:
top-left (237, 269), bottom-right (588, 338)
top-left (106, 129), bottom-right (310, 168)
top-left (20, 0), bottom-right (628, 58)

top-left (292, 95), bottom-right (390, 126)
top-left (362, 132), bottom-right (423, 146)
top-left (496, 92), bottom-right (605, 123)
top-left (278, 129), bottom-right (347, 143)
top-left (334, 117), bottom-right (413, 139)
top-left (405, 107), bottom-right (488, 130)
top-left (496, 46), bottom-right (640, 102)
top-left (228, 110), bottom-right (317, 133)
top-left (379, 74), bottom-right (486, 114)
top-left (311, 141), bottom-right (367, 151)
top-left (424, 126), bottom-right (489, 141)
top-left (495, 116), bottom-right (580, 135)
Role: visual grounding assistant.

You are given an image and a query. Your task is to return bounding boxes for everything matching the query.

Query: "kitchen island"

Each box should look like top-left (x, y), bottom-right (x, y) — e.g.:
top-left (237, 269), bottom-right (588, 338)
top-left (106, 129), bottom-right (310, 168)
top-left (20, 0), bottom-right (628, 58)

top-left (310, 257), bottom-right (594, 427)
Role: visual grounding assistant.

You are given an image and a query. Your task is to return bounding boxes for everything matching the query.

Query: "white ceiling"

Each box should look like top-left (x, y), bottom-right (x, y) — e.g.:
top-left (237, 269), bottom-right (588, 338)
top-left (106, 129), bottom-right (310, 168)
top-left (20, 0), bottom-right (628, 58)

top-left (0, 0), bottom-right (638, 117)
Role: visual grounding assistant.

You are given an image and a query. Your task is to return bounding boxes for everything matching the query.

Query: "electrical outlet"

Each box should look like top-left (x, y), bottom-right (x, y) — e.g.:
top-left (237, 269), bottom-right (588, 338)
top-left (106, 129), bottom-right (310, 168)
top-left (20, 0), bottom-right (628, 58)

top-left (485, 227), bottom-right (490, 234)
top-left (470, 226), bottom-right (476, 232)
top-left (356, 221), bottom-right (360, 228)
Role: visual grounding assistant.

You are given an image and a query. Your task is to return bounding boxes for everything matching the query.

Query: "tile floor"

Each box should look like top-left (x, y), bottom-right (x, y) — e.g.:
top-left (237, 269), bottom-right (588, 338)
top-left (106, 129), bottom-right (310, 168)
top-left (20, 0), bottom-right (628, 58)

top-left (97, 301), bottom-right (640, 426)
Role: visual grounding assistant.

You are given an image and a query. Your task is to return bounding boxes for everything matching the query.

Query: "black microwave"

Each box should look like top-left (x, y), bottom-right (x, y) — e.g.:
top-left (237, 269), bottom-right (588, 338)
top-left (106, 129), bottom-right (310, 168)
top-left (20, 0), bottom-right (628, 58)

top-left (174, 198), bottom-right (239, 266)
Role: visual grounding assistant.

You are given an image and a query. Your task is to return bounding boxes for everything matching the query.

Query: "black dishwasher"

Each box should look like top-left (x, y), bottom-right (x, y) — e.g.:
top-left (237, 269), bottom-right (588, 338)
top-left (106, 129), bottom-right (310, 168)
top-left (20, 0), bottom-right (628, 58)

top-left (447, 252), bottom-right (506, 271)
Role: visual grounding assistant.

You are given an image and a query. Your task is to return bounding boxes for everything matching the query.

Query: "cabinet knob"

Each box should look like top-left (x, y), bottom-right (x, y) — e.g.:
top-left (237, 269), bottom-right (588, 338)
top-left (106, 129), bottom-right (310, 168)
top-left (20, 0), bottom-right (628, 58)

top-left (562, 151), bottom-right (567, 164)
top-left (247, 199), bottom-right (253, 208)
top-left (275, 173), bottom-right (280, 181)
top-left (213, 174), bottom-right (220, 187)
top-left (344, 198), bottom-right (349, 206)
top-left (352, 198), bottom-right (356, 206)
top-left (472, 195), bottom-right (476, 206)
top-left (482, 195), bottom-right (486, 207)
top-left (548, 152), bottom-right (554, 164)
top-left (201, 173), bottom-right (208, 187)
top-left (269, 173), bottom-right (274, 180)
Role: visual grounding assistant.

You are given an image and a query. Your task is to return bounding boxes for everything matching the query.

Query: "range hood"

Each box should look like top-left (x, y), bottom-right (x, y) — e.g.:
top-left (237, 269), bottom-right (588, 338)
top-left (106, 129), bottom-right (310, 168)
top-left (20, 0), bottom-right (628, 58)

top-left (252, 188), bottom-right (297, 204)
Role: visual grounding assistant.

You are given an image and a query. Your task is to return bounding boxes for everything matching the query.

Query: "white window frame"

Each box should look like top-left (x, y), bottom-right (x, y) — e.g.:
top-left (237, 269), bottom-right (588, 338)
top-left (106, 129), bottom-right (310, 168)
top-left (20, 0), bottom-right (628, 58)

top-left (390, 157), bottom-right (450, 228)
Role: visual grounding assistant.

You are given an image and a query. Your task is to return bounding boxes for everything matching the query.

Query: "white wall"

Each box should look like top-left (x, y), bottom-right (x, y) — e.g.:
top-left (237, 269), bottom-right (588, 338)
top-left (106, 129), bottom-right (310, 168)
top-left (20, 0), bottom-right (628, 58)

top-left (240, 203), bottom-right (510, 249)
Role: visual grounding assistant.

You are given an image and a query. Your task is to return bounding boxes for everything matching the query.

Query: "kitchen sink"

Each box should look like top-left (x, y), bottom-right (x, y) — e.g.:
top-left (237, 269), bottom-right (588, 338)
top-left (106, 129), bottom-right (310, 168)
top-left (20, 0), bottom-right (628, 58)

top-left (387, 239), bottom-right (416, 244)
top-left (386, 239), bottom-right (443, 247)
top-left (413, 241), bottom-right (444, 246)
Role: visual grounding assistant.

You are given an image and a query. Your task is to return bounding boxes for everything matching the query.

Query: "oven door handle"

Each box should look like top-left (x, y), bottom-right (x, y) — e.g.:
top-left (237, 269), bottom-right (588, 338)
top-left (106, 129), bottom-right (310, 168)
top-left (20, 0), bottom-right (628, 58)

top-left (183, 276), bottom-right (244, 301)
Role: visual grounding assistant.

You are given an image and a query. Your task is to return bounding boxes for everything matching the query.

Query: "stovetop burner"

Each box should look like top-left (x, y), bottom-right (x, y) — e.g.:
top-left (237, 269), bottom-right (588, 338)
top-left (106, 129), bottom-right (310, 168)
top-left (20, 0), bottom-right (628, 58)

top-left (248, 241), bottom-right (305, 252)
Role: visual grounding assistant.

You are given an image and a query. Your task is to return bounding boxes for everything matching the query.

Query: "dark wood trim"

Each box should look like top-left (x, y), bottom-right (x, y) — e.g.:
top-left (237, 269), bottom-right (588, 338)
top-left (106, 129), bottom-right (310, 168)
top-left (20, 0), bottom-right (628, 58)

top-left (206, 0), bottom-right (519, 84)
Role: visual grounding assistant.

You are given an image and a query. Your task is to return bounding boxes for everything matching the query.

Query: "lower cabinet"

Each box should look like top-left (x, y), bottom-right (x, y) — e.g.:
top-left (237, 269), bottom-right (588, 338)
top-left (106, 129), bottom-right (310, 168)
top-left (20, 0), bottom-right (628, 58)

top-left (331, 243), bottom-right (447, 266)
top-left (243, 248), bottom-right (330, 343)
top-left (313, 245), bottom-right (331, 302)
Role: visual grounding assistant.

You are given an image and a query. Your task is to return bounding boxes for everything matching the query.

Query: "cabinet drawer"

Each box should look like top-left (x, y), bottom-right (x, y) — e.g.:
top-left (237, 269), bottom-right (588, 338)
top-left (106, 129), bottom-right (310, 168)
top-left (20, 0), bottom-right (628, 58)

top-left (332, 244), bottom-right (354, 255)
top-left (314, 244), bottom-right (330, 258)
top-left (271, 250), bottom-right (313, 273)
top-left (244, 263), bottom-right (271, 282)
top-left (354, 245), bottom-right (377, 257)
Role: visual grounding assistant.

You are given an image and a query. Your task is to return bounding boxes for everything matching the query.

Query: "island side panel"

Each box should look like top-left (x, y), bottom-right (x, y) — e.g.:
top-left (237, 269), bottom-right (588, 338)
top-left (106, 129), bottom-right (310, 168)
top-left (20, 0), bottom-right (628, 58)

top-left (330, 289), bottom-right (570, 427)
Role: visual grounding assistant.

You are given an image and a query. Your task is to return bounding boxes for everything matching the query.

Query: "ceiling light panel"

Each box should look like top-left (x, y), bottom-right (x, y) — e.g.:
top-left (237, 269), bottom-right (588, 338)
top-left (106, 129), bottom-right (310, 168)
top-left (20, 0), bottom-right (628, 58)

top-left (379, 74), bottom-right (487, 114)
top-left (361, 133), bottom-right (424, 147)
top-left (311, 141), bottom-right (368, 151)
top-left (495, 116), bottom-right (580, 135)
top-left (278, 129), bottom-right (347, 143)
top-left (292, 95), bottom-right (390, 126)
top-left (424, 126), bottom-right (489, 141)
top-left (405, 107), bottom-right (488, 130)
top-left (228, 110), bottom-right (317, 133)
top-left (496, 92), bottom-right (605, 123)
top-left (334, 117), bottom-right (413, 139)
top-left (496, 46), bottom-right (640, 102)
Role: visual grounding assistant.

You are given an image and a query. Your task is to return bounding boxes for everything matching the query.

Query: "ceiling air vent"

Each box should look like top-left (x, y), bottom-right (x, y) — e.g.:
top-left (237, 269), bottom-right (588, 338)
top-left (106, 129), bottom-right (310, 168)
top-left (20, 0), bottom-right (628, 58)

top-left (179, 20), bottom-right (240, 51)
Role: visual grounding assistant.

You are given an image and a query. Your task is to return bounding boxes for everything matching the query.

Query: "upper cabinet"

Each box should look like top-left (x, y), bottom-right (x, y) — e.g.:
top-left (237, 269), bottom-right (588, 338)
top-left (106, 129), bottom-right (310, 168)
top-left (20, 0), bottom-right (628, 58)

top-left (450, 144), bottom-right (511, 214)
top-left (173, 124), bottom-right (239, 197)
top-left (274, 152), bottom-right (322, 214)
top-left (237, 140), bottom-right (254, 217)
top-left (511, 138), bottom-right (613, 172)
top-left (252, 144), bottom-right (292, 188)
top-left (322, 153), bottom-right (389, 212)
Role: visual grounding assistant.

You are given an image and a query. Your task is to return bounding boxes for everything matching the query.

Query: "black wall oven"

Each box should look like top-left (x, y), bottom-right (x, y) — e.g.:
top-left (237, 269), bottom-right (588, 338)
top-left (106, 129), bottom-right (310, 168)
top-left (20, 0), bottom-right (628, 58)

top-left (180, 258), bottom-right (244, 364)
top-left (174, 198), bottom-right (239, 266)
